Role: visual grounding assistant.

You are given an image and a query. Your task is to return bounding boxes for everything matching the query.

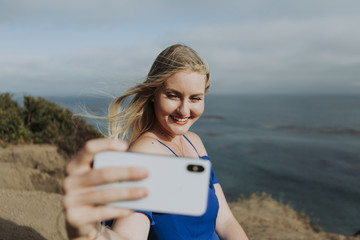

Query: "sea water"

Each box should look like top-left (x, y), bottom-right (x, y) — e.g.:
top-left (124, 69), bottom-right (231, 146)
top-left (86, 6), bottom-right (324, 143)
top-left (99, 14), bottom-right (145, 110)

top-left (49, 94), bottom-right (360, 236)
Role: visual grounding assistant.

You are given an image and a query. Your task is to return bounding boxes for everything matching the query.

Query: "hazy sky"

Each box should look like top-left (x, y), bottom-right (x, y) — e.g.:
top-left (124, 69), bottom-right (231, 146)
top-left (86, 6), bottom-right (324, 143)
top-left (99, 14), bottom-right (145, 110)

top-left (1, 0), bottom-right (360, 96)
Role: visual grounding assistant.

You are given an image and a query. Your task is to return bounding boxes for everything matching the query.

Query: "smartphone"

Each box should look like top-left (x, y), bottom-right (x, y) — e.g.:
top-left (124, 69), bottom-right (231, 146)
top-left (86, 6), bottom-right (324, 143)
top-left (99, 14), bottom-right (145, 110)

top-left (93, 151), bottom-right (211, 216)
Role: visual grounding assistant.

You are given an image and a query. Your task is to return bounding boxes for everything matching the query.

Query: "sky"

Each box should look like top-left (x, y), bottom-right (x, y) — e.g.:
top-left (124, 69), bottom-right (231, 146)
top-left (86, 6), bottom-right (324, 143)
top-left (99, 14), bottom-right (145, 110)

top-left (1, 0), bottom-right (360, 96)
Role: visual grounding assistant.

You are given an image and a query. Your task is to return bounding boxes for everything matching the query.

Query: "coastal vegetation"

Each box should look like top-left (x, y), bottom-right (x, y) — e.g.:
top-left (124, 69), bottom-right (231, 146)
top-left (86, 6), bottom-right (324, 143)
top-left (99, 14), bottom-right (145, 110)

top-left (0, 92), bottom-right (101, 156)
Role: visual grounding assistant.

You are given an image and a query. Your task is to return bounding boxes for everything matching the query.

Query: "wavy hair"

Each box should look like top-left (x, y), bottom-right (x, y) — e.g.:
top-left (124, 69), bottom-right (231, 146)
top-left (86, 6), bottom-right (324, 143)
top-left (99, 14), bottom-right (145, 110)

top-left (108, 44), bottom-right (210, 143)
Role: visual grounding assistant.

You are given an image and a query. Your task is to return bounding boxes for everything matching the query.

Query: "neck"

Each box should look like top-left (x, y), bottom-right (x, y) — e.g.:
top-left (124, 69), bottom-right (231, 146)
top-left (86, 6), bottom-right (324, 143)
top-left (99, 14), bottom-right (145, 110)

top-left (150, 125), bottom-right (184, 144)
top-left (150, 125), bottom-right (192, 157)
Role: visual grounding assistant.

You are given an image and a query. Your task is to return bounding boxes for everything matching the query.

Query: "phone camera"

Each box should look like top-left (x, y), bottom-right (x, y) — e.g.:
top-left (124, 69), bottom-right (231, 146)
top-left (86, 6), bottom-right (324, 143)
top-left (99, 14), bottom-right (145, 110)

top-left (187, 164), bottom-right (204, 173)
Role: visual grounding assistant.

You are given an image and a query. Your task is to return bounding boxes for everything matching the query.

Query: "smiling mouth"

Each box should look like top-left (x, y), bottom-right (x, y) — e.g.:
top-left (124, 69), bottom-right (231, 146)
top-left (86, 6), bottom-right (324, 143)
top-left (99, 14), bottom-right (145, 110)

top-left (170, 115), bottom-right (190, 125)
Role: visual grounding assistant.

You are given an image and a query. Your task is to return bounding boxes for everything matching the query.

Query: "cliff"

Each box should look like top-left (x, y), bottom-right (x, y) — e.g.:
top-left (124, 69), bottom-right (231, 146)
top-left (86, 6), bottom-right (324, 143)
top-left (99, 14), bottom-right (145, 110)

top-left (0, 144), bottom-right (359, 240)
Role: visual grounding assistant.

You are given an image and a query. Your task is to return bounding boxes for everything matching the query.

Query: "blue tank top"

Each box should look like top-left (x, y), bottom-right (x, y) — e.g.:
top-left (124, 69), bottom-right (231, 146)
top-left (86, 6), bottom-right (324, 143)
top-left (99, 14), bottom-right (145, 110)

top-left (143, 135), bottom-right (220, 240)
top-left (103, 135), bottom-right (220, 239)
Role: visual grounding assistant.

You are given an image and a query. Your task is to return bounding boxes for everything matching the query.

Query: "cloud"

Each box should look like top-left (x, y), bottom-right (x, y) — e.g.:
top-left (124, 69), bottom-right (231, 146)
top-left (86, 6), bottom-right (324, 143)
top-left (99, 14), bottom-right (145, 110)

top-left (1, 0), bottom-right (360, 95)
top-left (0, 44), bottom-right (165, 95)
top-left (0, 0), bottom-right (163, 25)
top-left (169, 15), bottom-right (360, 94)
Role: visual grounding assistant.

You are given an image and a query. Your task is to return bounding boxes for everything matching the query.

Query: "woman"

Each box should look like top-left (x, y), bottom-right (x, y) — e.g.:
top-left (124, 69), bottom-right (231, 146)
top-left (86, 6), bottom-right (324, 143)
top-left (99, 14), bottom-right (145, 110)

top-left (63, 44), bottom-right (248, 239)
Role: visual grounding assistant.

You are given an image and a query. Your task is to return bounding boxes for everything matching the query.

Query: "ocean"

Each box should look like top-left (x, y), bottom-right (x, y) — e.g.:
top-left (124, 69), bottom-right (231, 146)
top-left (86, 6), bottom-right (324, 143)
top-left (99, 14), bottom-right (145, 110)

top-left (49, 94), bottom-right (360, 236)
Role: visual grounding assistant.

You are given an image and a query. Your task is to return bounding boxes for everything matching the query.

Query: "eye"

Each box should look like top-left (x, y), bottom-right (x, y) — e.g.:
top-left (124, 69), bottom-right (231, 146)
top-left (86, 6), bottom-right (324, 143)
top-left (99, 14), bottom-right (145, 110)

top-left (166, 93), bottom-right (179, 99)
top-left (191, 97), bottom-right (202, 102)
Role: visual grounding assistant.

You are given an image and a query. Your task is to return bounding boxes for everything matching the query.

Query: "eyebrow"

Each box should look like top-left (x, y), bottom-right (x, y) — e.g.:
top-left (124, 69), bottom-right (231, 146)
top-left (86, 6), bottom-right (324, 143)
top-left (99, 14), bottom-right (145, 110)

top-left (163, 88), bottom-right (204, 96)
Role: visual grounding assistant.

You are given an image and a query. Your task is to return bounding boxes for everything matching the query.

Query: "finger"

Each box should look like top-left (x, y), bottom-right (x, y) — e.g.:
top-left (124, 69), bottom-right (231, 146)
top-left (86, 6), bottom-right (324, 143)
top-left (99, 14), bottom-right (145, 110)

top-left (66, 138), bottom-right (128, 176)
top-left (63, 166), bottom-right (149, 193)
top-left (63, 187), bottom-right (149, 208)
top-left (66, 206), bottom-right (134, 227)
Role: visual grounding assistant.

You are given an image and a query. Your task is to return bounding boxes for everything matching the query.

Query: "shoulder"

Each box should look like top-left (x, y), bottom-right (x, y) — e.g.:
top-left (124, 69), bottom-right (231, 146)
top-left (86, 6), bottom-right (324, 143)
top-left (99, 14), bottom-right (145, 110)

top-left (129, 135), bottom-right (159, 154)
top-left (129, 134), bottom-right (170, 156)
top-left (184, 132), bottom-right (208, 156)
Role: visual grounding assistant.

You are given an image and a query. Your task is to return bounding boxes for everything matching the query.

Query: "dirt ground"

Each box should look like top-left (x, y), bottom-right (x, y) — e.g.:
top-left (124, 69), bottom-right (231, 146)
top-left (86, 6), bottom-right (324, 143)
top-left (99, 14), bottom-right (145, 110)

top-left (0, 144), bottom-right (359, 240)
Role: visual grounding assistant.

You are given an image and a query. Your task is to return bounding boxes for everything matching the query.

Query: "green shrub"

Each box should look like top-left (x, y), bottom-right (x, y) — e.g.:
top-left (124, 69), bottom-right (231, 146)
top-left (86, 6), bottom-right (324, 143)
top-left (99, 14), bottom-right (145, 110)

top-left (55, 116), bottom-right (102, 157)
top-left (0, 93), bottom-right (32, 145)
top-left (23, 96), bottom-right (75, 144)
top-left (0, 92), bottom-right (102, 156)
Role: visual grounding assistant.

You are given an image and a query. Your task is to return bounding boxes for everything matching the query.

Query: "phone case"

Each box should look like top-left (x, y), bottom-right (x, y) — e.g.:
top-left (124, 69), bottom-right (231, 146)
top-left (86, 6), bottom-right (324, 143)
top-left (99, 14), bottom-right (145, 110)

top-left (93, 151), bottom-right (211, 216)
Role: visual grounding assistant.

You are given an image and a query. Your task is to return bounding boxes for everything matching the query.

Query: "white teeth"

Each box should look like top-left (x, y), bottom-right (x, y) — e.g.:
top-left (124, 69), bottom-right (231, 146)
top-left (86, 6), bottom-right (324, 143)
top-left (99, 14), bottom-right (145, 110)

top-left (172, 116), bottom-right (188, 122)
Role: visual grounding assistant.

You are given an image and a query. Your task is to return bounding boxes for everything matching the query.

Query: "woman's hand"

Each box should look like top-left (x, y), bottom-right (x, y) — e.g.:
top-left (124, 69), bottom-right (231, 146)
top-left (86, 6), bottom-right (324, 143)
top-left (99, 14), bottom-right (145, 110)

top-left (62, 138), bottom-right (149, 240)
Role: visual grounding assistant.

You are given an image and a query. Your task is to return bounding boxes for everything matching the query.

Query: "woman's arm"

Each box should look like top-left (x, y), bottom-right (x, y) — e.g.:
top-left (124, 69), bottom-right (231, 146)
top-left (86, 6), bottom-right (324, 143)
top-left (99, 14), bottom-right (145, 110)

top-left (105, 136), bottom-right (164, 239)
top-left (214, 184), bottom-right (249, 240)
top-left (111, 212), bottom-right (151, 240)
top-left (184, 132), bottom-right (248, 239)
top-left (63, 138), bottom-right (150, 240)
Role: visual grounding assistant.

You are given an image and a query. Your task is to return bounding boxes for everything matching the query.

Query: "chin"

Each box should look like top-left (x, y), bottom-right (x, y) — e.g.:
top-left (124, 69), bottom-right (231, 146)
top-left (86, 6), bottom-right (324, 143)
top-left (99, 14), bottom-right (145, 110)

top-left (170, 127), bottom-right (190, 136)
top-left (168, 123), bottom-right (193, 136)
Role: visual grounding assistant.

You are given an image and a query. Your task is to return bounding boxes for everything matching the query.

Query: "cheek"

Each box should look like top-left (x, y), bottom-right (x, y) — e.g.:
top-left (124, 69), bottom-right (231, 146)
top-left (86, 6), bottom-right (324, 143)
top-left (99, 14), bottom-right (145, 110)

top-left (192, 103), bottom-right (205, 117)
top-left (155, 99), bottom-right (178, 115)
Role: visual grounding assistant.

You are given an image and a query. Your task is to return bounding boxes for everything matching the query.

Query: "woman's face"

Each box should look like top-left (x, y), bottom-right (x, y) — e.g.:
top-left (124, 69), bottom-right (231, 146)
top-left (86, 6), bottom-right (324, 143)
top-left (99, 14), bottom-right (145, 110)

top-left (153, 70), bottom-right (206, 138)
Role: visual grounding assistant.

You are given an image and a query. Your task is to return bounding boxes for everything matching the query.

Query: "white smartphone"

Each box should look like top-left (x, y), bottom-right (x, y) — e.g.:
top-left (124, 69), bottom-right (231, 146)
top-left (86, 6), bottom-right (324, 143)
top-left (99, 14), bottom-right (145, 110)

top-left (93, 151), bottom-right (211, 216)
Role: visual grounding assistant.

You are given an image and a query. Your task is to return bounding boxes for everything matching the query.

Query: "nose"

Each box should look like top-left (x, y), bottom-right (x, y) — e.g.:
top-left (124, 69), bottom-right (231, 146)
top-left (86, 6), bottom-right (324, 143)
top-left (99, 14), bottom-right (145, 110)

top-left (177, 100), bottom-right (190, 116)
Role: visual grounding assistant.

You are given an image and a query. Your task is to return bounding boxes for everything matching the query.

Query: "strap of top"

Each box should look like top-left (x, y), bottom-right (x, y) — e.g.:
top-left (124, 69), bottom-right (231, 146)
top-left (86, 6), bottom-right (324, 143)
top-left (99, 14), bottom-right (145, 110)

top-left (156, 139), bottom-right (179, 157)
top-left (182, 135), bottom-right (200, 157)
top-left (156, 135), bottom-right (200, 158)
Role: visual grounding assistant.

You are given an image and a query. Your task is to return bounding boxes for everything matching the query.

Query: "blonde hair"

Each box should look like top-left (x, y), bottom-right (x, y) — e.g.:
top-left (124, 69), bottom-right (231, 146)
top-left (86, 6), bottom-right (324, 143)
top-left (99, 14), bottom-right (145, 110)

top-left (108, 44), bottom-right (210, 143)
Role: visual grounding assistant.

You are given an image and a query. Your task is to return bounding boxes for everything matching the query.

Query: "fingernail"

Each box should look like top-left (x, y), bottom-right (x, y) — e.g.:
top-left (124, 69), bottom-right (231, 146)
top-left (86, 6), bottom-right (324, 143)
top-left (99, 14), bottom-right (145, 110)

top-left (138, 168), bottom-right (150, 177)
top-left (139, 187), bottom-right (149, 197)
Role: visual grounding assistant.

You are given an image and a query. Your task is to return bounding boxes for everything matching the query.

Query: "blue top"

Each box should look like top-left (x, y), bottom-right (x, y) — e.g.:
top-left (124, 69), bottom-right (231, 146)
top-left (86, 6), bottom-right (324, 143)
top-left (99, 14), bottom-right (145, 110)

top-left (103, 135), bottom-right (220, 239)
top-left (143, 135), bottom-right (220, 240)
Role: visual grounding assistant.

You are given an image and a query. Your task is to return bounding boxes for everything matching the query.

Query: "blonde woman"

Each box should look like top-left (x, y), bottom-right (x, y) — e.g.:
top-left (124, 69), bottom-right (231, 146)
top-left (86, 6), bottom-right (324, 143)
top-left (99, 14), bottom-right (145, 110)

top-left (63, 44), bottom-right (248, 240)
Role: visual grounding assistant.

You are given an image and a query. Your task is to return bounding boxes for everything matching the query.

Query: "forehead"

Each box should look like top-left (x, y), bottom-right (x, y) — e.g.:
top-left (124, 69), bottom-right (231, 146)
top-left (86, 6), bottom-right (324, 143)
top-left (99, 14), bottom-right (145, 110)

top-left (163, 71), bottom-right (206, 93)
